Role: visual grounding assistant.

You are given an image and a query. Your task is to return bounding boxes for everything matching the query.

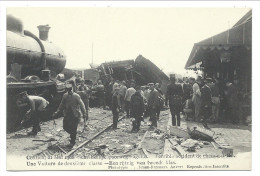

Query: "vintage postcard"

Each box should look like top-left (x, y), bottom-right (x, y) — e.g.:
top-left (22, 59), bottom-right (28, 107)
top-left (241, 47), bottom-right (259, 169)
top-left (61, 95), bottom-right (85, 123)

top-left (2, 1), bottom-right (258, 172)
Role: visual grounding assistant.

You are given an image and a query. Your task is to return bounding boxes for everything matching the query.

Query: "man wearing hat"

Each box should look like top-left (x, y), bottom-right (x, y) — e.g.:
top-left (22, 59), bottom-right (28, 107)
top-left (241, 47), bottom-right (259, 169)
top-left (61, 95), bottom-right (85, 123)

top-left (78, 78), bottom-right (90, 121)
top-left (53, 83), bottom-right (87, 147)
top-left (165, 74), bottom-right (184, 126)
top-left (201, 78), bottom-right (213, 129)
top-left (17, 91), bottom-right (49, 135)
top-left (130, 86), bottom-right (145, 132)
top-left (111, 86), bottom-right (120, 129)
top-left (147, 83), bottom-right (160, 127)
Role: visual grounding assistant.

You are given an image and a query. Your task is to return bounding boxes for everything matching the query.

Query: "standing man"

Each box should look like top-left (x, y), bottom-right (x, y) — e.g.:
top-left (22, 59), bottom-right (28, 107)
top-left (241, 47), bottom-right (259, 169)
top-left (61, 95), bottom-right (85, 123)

top-left (53, 84), bottom-right (87, 147)
top-left (124, 82), bottom-right (136, 118)
top-left (226, 81), bottom-right (240, 124)
top-left (210, 79), bottom-right (220, 123)
top-left (143, 85), bottom-right (151, 117)
top-left (119, 81), bottom-right (127, 112)
top-left (147, 83), bottom-right (160, 127)
top-left (201, 78), bottom-right (213, 129)
top-left (165, 75), bottom-right (183, 127)
top-left (130, 86), bottom-right (145, 132)
top-left (78, 79), bottom-right (90, 121)
top-left (107, 77), bottom-right (115, 109)
top-left (96, 80), bottom-right (106, 109)
top-left (111, 87), bottom-right (120, 129)
top-left (190, 77), bottom-right (202, 122)
top-left (17, 91), bottom-right (49, 135)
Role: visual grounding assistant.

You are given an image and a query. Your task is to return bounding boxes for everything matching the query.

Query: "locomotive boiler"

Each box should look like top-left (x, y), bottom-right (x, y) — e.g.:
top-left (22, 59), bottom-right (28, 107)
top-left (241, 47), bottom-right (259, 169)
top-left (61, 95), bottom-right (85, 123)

top-left (6, 15), bottom-right (67, 132)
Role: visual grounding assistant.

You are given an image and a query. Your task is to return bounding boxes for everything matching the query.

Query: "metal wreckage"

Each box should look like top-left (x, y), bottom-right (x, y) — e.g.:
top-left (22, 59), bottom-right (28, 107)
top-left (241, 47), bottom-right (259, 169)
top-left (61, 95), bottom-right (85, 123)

top-left (6, 14), bottom-right (169, 132)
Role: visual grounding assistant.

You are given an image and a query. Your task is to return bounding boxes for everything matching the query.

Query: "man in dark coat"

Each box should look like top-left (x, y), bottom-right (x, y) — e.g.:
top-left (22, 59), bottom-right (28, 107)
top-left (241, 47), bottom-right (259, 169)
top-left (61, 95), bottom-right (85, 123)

top-left (165, 74), bottom-right (184, 126)
top-left (226, 81), bottom-right (240, 124)
top-left (111, 86), bottom-right (120, 129)
top-left (53, 84), bottom-right (87, 147)
top-left (130, 86), bottom-right (145, 132)
top-left (147, 83), bottom-right (160, 127)
top-left (201, 78), bottom-right (213, 129)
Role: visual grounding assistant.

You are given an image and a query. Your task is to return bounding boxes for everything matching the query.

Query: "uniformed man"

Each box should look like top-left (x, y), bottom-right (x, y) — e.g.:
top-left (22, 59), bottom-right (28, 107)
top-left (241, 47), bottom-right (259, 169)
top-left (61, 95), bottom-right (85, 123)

top-left (17, 91), bottom-right (49, 135)
top-left (53, 84), bottom-right (87, 147)
top-left (165, 74), bottom-right (184, 126)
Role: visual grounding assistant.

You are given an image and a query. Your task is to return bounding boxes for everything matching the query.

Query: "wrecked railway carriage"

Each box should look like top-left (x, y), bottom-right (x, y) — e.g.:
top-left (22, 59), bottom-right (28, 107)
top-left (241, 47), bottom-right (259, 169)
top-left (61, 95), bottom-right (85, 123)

top-left (97, 55), bottom-right (169, 94)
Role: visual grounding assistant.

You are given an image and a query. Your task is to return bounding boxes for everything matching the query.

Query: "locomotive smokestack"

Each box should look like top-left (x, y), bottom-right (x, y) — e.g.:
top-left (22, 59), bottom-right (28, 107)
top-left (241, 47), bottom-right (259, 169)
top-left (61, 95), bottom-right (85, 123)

top-left (37, 24), bottom-right (51, 41)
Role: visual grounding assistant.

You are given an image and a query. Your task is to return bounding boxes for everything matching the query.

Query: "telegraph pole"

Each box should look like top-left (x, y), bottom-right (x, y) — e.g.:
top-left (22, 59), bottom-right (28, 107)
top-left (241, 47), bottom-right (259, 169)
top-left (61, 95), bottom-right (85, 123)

top-left (92, 42), bottom-right (94, 64)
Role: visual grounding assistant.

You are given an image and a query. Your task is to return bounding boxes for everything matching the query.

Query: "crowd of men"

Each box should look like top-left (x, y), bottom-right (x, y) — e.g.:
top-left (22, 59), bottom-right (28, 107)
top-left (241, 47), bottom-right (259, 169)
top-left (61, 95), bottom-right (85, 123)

top-left (16, 73), bottom-right (247, 147)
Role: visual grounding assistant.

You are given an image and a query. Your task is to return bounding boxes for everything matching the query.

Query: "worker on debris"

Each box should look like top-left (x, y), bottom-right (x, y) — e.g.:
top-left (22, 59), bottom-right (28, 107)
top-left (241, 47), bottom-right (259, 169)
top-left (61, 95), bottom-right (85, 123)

top-left (147, 83), bottom-right (160, 127)
top-left (16, 91), bottom-right (49, 135)
top-left (53, 84), bottom-right (87, 147)
top-left (165, 74), bottom-right (183, 127)
top-left (111, 86), bottom-right (120, 129)
top-left (201, 78), bottom-right (213, 129)
top-left (77, 79), bottom-right (90, 121)
top-left (190, 77), bottom-right (202, 122)
top-left (124, 82), bottom-right (136, 118)
top-left (130, 86), bottom-right (145, 132)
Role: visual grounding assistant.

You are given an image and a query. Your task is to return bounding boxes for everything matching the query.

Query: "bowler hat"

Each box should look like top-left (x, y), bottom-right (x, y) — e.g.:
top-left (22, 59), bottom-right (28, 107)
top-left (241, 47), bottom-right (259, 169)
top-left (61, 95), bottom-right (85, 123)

top-left (19, 91), bottom-right (28, 97)
top-left (205, 77), bottom-right (213, 83)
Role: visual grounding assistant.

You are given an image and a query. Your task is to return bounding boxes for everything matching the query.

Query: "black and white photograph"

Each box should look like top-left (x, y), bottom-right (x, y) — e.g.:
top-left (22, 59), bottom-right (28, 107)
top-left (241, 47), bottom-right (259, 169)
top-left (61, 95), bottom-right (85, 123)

top-left (1, 1), bottom-right (259, 172)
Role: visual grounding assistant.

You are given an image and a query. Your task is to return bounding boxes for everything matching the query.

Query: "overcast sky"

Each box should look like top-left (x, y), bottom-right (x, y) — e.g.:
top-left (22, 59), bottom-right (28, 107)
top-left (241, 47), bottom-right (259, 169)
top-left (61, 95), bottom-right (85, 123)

top-left (7, 7), bottom-right (250, 75)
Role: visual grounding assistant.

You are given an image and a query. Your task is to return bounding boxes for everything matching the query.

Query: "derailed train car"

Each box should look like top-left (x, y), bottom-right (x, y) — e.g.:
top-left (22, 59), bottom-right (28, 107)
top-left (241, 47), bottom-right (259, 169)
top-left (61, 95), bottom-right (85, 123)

top-left (97, 55), bottom-right (169, 94)
top-left (6, 15), bottom-right (67, 132)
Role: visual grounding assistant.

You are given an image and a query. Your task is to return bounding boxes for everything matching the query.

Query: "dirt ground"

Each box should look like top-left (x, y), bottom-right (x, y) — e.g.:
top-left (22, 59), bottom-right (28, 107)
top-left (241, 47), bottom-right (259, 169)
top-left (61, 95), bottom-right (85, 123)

top-left (6, 107), bottom-right (251, 159)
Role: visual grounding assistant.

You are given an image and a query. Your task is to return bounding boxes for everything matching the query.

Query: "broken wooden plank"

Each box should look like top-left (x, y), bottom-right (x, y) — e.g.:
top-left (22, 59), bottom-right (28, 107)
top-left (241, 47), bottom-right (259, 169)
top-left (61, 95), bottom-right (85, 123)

top-left (211, 141), bottom-right (219, 150)
top-left (168, 138), bottom-right (186, 156)
top-left (134, 131), bottom-right (149, 154)
top-left (64, 115), bottom-right (125, 157)
top-left (175, 145), bottom-right (186, 156)
top-left (163, 139), bottom-right (178, 156)
top-left (57, 145), bottom-right (67, 154)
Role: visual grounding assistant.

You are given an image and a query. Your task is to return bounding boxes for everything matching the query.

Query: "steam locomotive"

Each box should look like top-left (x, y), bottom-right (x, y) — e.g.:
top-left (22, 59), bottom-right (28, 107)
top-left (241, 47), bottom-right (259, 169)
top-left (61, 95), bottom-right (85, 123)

top-left (6, 15), bottom-right (67, 132)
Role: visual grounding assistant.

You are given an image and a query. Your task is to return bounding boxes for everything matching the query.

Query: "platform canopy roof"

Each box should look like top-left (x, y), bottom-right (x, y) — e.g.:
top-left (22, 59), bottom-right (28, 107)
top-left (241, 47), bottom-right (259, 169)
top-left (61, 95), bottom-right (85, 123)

top-left (185, 10), bottom-right (252, 69)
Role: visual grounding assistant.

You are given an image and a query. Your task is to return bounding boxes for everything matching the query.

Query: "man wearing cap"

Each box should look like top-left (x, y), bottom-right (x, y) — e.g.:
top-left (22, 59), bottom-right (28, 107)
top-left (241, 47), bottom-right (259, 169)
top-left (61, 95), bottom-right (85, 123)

top-left (130, 86), bottom-right (145, 132)
top-left (96, 80), bottom-right (106, 108)
top-left (53, 84), bottom-right (87, 147)
top-left (147, 83), bottom-right (160, 127)
top-left (78, 79), bottom-right (90, 121)
top-left (124, 82), bottom-right (136, 118)
top-left (165, 75), bottom-right (183, 126)
top-left (17, 91), bottom-right (49, 135)
top-left (111, 86), bottom-right (120, 129)
top-left (201, 78), bottom-right (213, 129)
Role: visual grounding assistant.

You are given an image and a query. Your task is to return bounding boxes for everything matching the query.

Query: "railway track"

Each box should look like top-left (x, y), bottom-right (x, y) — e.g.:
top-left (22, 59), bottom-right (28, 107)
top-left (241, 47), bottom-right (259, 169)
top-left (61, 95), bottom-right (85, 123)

top-left (33, 110), bottom-right (170, 159)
